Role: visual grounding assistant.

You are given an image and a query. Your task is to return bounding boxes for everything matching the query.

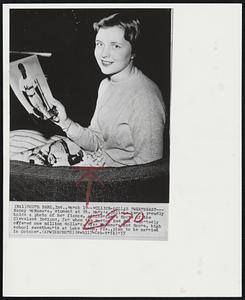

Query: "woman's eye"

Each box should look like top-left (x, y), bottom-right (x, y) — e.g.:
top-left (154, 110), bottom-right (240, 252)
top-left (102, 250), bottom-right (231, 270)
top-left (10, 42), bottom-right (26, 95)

top-left (96, 42), bottom-right (103, 47)
top-left (112, 44), bottom-right (121, 49)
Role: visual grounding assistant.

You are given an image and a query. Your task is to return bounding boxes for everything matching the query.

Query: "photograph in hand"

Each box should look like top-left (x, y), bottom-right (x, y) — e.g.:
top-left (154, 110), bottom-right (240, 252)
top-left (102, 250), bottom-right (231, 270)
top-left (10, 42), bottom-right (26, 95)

top-left (10, 55), bottom-right (58, 121)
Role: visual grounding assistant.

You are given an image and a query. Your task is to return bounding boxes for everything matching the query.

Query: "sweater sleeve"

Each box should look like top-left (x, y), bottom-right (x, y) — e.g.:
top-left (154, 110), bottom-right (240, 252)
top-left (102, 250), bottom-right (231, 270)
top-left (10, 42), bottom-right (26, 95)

top-left (65, 121), bottom-right (104, 152)
top-left (130, 90), bottom-right (166, 164)
top-left (65, 80), bottom-right (108, 151)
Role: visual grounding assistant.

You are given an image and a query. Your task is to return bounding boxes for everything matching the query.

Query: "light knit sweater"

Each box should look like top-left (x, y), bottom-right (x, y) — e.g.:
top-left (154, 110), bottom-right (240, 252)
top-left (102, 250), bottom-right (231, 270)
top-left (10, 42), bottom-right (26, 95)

top-left (66, 67), bottom-right (166, 167)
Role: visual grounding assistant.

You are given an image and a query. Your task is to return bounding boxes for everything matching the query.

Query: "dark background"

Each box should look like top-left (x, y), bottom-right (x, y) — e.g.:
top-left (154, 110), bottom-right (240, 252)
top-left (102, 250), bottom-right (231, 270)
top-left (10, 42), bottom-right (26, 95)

top-left (10, 9), bottom-right (171, 156)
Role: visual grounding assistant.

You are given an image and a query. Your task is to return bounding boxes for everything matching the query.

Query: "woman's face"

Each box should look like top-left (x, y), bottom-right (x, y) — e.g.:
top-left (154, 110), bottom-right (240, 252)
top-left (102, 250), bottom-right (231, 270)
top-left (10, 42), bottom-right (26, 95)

top-left (94, 26), bottom-right (133, 76)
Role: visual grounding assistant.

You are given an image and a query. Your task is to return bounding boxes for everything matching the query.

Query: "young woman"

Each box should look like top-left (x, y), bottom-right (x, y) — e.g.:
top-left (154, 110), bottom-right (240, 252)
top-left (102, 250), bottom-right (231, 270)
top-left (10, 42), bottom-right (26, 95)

top-left (10, 13), bottom-right (166, 167)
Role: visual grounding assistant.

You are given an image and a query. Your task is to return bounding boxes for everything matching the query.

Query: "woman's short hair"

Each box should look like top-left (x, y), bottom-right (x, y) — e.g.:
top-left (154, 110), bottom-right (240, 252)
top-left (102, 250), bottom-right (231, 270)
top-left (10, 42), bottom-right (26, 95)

top-left (93, 13), bottom-right (140, 52)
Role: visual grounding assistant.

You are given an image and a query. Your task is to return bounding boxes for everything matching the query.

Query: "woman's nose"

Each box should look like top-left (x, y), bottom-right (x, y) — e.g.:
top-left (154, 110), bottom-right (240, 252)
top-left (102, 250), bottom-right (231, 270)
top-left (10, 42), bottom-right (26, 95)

top-left (101, 46), bottom-right (110, 58)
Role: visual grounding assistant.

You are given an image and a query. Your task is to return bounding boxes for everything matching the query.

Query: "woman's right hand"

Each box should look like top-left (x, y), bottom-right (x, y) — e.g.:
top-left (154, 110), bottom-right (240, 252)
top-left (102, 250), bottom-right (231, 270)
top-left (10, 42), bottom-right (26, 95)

top-left (49, 97), bottom-right (68, 123)
top-left (49, 97), bottom-right (73, 132)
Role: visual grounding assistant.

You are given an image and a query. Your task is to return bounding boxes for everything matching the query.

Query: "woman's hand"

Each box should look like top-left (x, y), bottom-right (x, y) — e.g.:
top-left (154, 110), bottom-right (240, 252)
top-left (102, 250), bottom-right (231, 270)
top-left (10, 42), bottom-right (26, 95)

top-left (49, 98), bottom-right (67, 123)
top-left (49, 97), bottom-right (73, 132)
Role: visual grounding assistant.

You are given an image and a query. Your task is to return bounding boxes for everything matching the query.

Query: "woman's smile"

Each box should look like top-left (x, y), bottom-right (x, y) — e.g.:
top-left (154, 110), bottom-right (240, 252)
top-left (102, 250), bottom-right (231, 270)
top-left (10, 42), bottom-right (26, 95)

top-left (101, 59), bottom-right (114, 66)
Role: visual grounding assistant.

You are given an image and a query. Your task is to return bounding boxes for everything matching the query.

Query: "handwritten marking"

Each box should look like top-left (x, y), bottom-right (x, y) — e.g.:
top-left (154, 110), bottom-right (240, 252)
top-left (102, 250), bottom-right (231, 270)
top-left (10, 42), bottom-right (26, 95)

top-left (76, 167), bottom-right (104, 208)
top-left (119, 211), bottom-right (133, 227)
top-left (134, 211), bottom-right (145, 223)
top-left (75, 167), bottom-right (146, 230)
top-left (82, 212), bottom-right (104, 230)
top-left (82, 209), bottom-right (145, 230)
